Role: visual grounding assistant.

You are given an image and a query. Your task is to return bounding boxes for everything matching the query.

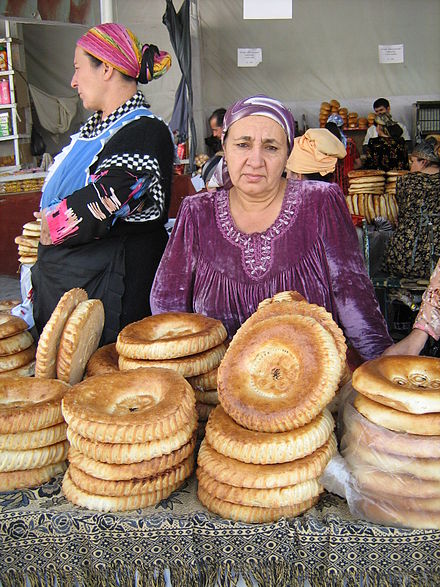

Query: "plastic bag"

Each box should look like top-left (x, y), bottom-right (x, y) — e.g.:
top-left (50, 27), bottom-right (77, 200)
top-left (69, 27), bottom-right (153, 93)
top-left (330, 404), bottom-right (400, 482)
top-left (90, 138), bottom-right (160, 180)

top-left (325, 384), bottom-right (440, 529)
top-left (11, 263), bottom-right (35, 328)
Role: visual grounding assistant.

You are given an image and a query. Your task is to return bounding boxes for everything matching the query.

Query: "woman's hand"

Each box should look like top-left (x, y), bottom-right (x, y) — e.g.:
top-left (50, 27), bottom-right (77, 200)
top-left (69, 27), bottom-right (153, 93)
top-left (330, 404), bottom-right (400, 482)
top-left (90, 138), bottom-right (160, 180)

top-left (34, 210), bottom-right (53, 245)
top-left (382, 328), bottom-right (428, 356)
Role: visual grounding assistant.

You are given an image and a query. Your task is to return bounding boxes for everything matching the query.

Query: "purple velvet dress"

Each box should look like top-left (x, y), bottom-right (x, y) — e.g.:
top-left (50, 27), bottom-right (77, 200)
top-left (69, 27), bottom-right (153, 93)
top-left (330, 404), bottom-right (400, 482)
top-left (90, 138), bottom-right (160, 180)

top-left (150, 179), bottom-right (392, 360)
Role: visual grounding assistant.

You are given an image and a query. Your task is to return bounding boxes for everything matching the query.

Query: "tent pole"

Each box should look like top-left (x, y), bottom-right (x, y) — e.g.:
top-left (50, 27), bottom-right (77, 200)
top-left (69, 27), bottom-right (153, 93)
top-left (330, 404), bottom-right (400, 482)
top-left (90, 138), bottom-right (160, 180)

top-left (100, 0), bottom-right (114, 23)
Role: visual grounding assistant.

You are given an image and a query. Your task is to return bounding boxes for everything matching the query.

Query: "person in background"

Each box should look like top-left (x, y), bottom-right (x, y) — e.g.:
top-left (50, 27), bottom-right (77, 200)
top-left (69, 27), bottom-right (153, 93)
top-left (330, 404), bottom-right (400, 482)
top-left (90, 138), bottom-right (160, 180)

top-left (205, 107), bottom-right (226, 156)
top-left (150, 94), bottom-right (392, 362)
top-left (362, 113), bottom-right (409, 172)
top-left (325, 114), bottom-right (362, 194)
top-left (362, 97), bottom-right (411, 153)
top-left (285, 127), bottom-right (346, 182)
top-left (383, 137), bottom-right (440, 280)
top-left (31, 23), bottom-right (175, 344)
top-left (383, 257), bottom-right (440, 356)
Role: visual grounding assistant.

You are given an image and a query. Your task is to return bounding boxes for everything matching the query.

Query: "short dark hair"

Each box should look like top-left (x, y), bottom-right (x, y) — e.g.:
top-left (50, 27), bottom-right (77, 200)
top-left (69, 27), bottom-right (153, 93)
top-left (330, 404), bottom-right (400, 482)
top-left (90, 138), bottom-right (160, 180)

top-left (209, 108), bottom-right (226, 127)
top-left (325, 122), bottom-right (342, 142)
top-left (373, 98), bottom-right (390, 110)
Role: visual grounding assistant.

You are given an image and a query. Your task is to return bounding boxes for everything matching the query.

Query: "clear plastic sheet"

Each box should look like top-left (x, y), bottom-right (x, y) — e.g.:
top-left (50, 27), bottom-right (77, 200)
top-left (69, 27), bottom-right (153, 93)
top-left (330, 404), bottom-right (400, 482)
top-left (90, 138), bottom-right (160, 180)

top-left (321, 383), bottom-right (440, 529)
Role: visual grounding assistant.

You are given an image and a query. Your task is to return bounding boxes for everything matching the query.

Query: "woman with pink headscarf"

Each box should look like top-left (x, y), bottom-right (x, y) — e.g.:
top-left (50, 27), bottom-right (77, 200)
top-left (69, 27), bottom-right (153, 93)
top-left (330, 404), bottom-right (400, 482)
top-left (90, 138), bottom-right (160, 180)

top-left (31, 23), bottom-right (174, 344)
top-left (151, 94), bottom-right (392, 362)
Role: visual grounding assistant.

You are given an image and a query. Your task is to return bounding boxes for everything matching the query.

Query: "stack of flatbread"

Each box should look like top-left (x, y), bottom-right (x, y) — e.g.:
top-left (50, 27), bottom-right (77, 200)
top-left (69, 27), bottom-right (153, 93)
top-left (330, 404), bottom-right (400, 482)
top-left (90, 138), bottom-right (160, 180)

top-left (14, 219), bottom-right (41, 266)
top-left (0, 377), bottom-right (69, 491)
top-left (196, 291), bottom-right (345, 523)
top-left (385, 170), bottom-right (409, 197)
top-left (342, 356), bottom-right (440, 529)
top-left (0, 314), bottom-right (36, 378)
top-left (116, 312), bottom-right (228, 436)
top-left (346, 170), bottom-right (386, 223)
top-left (35, 288), bottom-right (105, 385)
top-left (61, 367), bottom-right (197, 512)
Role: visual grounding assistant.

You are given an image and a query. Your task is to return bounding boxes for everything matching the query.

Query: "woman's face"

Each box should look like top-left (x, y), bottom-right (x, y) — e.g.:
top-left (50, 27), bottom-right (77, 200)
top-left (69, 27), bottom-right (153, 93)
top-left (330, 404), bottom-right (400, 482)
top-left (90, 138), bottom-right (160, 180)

top-left (410, 156), bottom-right (426, 173)
top-left (223, 115), bottom-right (289, 197)
top-left (71, 47), bottom-right (105, 112)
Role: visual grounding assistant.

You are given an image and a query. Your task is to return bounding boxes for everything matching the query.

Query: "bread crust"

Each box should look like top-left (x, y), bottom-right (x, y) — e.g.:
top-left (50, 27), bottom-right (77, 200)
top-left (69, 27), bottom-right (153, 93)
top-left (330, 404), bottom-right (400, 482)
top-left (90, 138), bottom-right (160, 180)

top-left (86, 343), bottom-right (119, 377)
top-left (62, 467), bottom-right (181, 512)
top-left (67, 435), bottom-right (196, 481)
top-left (353, 356), bottom-right (440, 414)
top-left (0, 344), bottom-right (35, 372)
top-left (119, 342), bottom-right (227, 377)
top-left (57, 299), bottom-right (105, 385)
top-left (197, 466), bottom-right (322, 508)
top-left (116, 312), bottom-right (227, 360)
top-left (35, 288), bottom-right (88, 379)
top-left (358, 498), bottom-right (440, 529)
top-left (0, 377), bottom-right (69, 433)
top-left (62, 367), bottom-right (196, 443)
top-left (218, 314), bottom-right (341, 432)
top-left (197, 434), bottom-right (336, 489)
top-left (205, 405), bottom-right (334, 464)
top-left (68, 453), bottom-right (194, 497)
top-left (0, 461), bottom-right (66, 492)
top-left (187, 367), bottom-right (218, 391)
top-left (197, 484), bottom-right (319, 523)
top-left (66, 414), bottom-right (197, 464)
top-left (0, 330), bottom-right (34, 356)
top-left (0, 421), bottom-right (67, 450)
top-left (354, 392), bottom-right (440, 435)
top-left (0, 440), bottom-right (68, 472)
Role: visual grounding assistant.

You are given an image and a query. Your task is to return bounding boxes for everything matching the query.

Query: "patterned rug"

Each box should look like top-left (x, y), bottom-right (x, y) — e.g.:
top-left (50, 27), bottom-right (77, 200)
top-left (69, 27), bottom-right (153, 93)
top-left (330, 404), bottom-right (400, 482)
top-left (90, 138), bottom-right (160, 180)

top-left (0, 473), bottom-right (440, 587)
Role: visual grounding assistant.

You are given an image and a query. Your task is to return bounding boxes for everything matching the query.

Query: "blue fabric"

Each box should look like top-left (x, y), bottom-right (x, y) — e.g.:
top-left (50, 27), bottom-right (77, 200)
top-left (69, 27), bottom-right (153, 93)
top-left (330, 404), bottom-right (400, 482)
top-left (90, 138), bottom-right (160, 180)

top-left (40, 107), bottom-right (153, 210)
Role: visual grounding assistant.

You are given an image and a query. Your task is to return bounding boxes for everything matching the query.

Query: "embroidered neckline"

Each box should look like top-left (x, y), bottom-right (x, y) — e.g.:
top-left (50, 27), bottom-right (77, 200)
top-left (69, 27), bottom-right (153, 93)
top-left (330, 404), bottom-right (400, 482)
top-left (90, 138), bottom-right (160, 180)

top-left (215, 182), bottom-right (300, 280)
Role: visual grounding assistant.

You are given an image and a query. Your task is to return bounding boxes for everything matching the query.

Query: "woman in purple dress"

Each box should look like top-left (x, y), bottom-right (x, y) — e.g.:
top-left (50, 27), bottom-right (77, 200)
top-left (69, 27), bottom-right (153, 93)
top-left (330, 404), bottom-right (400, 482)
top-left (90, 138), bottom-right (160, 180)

top-left (150, 95), bottom-right (392, 361)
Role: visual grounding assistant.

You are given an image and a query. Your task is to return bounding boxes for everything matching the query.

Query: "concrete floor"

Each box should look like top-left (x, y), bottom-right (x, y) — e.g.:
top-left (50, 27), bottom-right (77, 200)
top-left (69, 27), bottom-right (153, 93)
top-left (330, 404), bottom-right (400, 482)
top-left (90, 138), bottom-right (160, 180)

top-left (0, 274), bottom-right (21, 301)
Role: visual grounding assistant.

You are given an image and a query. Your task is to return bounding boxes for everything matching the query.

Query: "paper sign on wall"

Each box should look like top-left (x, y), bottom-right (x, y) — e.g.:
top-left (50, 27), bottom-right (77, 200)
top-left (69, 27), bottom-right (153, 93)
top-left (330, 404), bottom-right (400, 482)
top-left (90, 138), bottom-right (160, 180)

top-left (237, 48), bottom-right (262, 67)
top-left (378, 44), bottom-right (404, 64)
top-left (243, 0), bottom-right (292, 19)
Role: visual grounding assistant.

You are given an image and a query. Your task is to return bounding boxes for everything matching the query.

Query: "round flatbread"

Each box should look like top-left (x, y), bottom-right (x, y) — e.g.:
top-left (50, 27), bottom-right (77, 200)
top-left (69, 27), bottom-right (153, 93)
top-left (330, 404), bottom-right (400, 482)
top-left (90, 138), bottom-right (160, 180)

top-left (197, 434), bottom-right (336, 489)
top-left (56, 299), bottom-right (105, 385)
top-left (86, 343), bottom-right (119, 377)
top-left (352, 355), bottom-right (440, 414)
top-left (218, 314), bottom-right (341, 432)
top-left (67, 435), bottom-right (196, 481)
top-left (0, 461), bottom-right (66, 492)
top-left (0, 377), bottom-right (69, 433)
top-left (0, 439), bottom-right (68, 472)
top-left (116, 312), bottom-right (227, 359)
top-left (197, 485), bottom-right (319, 523)
top-left (354, 392), bottom-right (440, 435)
top-left (187, 367), bottom-right (218, 391)
top-left (0, 330), bottom-right (34, 356)
top-left (119, 342), bottom-right (227, 378)
top-left (35, 288), bottom-right (88, 379)
top-left (0, 314), bottom-right (28, 339)
top-left (68, 453), bottom-right (194, 497)
top-left (205, 405), bottom-right (334, 464)
top-left (0, 299), bottom-right (20, 313)
top-left (0, 344), bottom-right (36, 373)
top-left (62, 467), bottom-right (181, 512)
top-left (62, 367), bottom-right (197, 443)
top-left (0, 421), bottom-right (67, 450)
top-left (0, 360), bottom-right (35, 379)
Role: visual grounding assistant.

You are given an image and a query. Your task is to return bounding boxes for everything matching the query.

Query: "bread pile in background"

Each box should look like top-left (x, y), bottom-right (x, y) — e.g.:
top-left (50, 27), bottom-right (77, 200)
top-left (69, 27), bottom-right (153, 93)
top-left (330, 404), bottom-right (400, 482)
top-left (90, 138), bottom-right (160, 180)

top-left (319, 100), bottom-right (375, 129)
top-left (0, 314), bottom-right (35, 378)
top-left (385, 170), bottom-right (409, 197)
top-left (345, 170), bottom-right (400, 226)
top-left (35, 288), bottom-right (104, 385)
top-left (343, 355), bottom-right (440, 529)
top-left (61, 367), bottom-right (197, 512)
top-left (0, 377), bottom-right (69, 491)
top-left (197, 291), bottom-right (346, 523)
top-left (194, 153), bottom-right (210, 175)
top-left (15, 218), bottom-right (40, 266)
top-left (116, 312), bottom-right (227, 439)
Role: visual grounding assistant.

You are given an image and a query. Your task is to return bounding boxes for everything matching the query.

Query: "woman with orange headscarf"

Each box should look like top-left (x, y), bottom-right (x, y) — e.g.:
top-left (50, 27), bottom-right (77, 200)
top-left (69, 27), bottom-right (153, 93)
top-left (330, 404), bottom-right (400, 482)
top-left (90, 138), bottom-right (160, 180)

top-left (31, 23), bottom-right (174, 344)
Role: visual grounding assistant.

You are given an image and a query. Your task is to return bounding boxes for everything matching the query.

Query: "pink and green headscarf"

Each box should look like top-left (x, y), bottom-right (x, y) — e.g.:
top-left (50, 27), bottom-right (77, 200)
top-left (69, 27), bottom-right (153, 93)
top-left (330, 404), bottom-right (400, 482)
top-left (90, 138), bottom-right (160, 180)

top-left (77, 23), bottom-right (171, 84)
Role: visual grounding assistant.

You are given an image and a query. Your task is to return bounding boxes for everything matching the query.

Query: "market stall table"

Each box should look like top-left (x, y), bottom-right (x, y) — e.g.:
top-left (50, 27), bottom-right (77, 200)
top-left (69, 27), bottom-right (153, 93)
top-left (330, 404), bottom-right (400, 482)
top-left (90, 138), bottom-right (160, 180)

top-left (0, 473), bottom-right (439, 586)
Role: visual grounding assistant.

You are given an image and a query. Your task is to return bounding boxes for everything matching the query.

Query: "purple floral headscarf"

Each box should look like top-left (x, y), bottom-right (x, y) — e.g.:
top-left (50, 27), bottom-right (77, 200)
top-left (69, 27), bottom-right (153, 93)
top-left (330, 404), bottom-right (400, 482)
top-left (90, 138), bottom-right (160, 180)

top-left (222, 94), bottom-right (295, 151)
top-left (210, 95), bottom-right (295, 190)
